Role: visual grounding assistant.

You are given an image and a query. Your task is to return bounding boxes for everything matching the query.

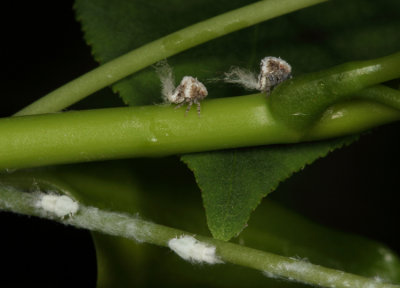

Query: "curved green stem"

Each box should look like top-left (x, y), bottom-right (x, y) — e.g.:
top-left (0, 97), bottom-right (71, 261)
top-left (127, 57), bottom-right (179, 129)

top-left (355, 85), bottom-right (400, 110)
top-left (1, 88), bottom-right (400, 170)
top-left (268, 51), bottom-right (400, 130)
top-left (14, 0), bottom-right (326, 116)
top-left (304, 98), bottom-right (400, 140)
top-left (1, 187), bottom-right (398, 288)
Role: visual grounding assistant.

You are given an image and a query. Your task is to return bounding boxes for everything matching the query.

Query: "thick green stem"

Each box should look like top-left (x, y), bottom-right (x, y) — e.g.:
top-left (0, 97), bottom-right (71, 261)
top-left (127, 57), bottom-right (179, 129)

top-left (14, 0), bottom-right (326, 116)
top-left (1, 187), bottom-right (398, 288)
top-left (1, 90), bottom-right (400, 170)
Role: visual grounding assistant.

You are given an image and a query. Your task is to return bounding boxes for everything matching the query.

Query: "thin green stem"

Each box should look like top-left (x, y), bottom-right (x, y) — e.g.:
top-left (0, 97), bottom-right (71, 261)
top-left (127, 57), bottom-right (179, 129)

top-left (1, 89), bottom-right (400, 170)
top-left (305, 85), bottom-right (400, 140)
top-left (355, 85), bottom-right (400, 110)
top-left (0, 187), bottom-right (398, 288)
top-left (14, 0), bottom-right (327, 116)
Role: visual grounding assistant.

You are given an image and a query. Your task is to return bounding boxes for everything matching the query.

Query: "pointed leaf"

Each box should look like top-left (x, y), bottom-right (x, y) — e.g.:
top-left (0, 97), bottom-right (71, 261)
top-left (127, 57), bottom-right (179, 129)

top-left (182, 136), bottom-right (357, 240)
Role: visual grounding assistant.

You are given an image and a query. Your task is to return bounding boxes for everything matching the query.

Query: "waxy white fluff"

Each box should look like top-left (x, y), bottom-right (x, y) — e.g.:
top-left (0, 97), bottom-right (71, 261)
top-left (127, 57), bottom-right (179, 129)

top-left (223, 66), bottom-right (259, 90)
top-left (36, 194), bottom-right (79, 218)
top-left (168, 235), bottom-right (223, 264)
top-left (155, 60), bottom-right (176, 103)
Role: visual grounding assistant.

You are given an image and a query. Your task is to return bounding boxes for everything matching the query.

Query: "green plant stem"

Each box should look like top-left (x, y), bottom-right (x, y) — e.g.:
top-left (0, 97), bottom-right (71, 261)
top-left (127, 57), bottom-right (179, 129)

top-left (0, 187), bottom-right (398, 288)
top-left (14, 0), bottom-right (327, 116)
top-left (306, 86), bottom-right (400, 140)
top-left (1, 89), bottom-right (400, 170)
top-left (268, 51), bottom-right (400, 130)
top-left (355, 85), bottom-right (400, 110)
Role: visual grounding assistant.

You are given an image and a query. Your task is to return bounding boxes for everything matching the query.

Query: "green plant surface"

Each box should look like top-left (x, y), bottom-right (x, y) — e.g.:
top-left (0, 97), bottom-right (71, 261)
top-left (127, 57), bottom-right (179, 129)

top-left (72, 0), bottom-right (400, 241)
top-left (2, 59), bottom-right (400, 241)
top-left (1, 0), bottom-right (400, 287)
top-left (181, 136), bottom-right (357, 240)
top-left (75, 0), bottom-right (400, 108)
top-left (1, 160), bottom-right (400, 287)
top-left (1, 91), bottom-right (400, 170)
top-left (14, 0), bottom-right (326, 116)
top-left (268, 52), bottom-right (400, 130)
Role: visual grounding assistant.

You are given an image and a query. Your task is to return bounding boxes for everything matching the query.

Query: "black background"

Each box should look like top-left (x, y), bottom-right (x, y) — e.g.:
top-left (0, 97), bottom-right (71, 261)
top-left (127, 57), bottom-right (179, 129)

top-left (1, 1), bottom-right (98, 287)
top-left (0, 1), bottom-right (399, 287)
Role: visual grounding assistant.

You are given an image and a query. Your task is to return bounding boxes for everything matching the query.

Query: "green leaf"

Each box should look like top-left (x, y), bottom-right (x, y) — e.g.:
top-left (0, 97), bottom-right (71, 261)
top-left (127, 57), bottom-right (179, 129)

top-left (181, 136), bottom-right (357, 240)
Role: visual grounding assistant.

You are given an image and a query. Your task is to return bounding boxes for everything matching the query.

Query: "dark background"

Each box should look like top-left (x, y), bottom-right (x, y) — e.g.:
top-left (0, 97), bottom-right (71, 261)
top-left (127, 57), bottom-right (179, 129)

top-left (0, 1), bottom-right (399, 287)
top-left (1, 1), bottom-right (99, 286)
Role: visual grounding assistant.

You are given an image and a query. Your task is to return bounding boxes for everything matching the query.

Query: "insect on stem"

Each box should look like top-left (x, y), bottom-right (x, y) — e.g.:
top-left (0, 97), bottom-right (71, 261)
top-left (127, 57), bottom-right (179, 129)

top-left (224, 56), bottom-right (292, 95)
top-left (156, 61), bottom-right (208, 116)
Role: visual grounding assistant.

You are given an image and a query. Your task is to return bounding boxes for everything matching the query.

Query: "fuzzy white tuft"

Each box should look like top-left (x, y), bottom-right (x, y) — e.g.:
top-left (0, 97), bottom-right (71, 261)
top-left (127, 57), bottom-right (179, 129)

top-left (223, 66), bottom-right (259, 90)
top-left (223, 57), bottom-right (292, 94)
top-left (168, 235), bottom-right (223, 264)
top-left (262, 259), bottom-right (387, 288)
top-left (36, 194), bottom-right (79, 218)
top-left (155, 60), bottom-right (176, 102)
